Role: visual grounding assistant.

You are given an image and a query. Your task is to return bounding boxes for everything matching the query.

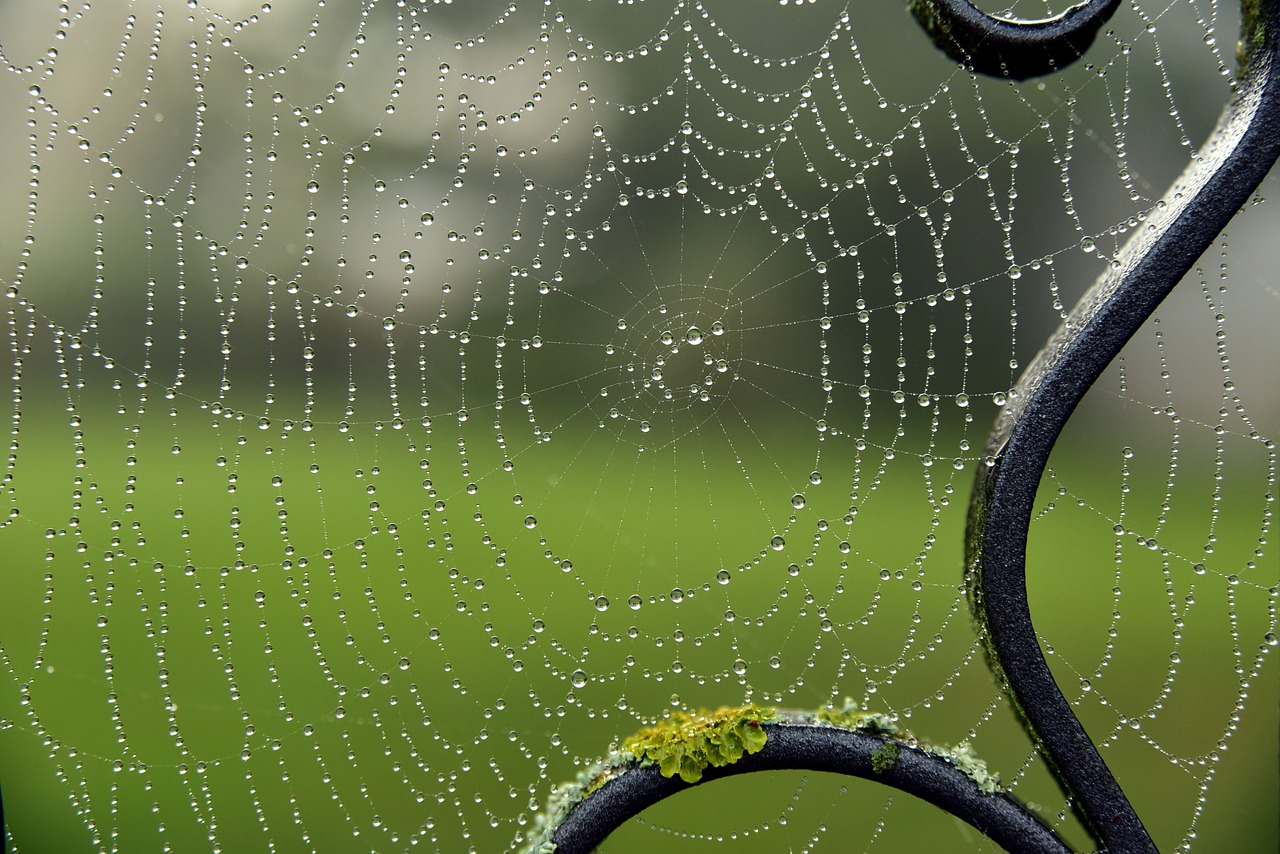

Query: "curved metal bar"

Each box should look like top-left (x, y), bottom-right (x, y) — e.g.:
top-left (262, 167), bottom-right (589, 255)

top-left (967, 3), bottom-right (1280, 852)
top-left (546, 723), bottom-right (1070, 854)
top-left (540, 5), bottom-right (1278, 852)
top-left (907, 0), bottom-right (1122, 79)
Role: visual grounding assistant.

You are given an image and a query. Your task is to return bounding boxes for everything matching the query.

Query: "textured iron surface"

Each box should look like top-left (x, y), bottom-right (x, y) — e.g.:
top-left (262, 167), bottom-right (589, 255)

top-left (967, 1), bottom-right (1280, 850)
top-left (907, 0), bottom-right (1122, 79)
top-left (549, 724), bottom-right (1069, 854)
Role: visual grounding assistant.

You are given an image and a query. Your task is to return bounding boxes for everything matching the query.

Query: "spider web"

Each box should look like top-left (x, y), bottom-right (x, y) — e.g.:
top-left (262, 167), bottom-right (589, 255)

top-left (0, 1), bottom-right (1275, 851)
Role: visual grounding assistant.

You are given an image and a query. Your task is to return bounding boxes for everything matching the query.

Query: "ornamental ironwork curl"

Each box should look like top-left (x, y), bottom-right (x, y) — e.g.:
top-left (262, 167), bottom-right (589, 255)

top-left (537, 1), bottom-right (1280, 851)
top-left (907, 0), bottom-right (1122, 80)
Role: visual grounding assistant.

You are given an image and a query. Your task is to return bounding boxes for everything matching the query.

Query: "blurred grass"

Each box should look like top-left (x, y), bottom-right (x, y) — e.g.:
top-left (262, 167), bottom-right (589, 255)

top-left (0, 384), bottom-right (1274, 853)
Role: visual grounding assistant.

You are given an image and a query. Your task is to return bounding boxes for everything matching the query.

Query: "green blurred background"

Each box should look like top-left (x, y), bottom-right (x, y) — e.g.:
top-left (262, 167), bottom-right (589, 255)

top-left (0, 1), bottom-right (1275, 851)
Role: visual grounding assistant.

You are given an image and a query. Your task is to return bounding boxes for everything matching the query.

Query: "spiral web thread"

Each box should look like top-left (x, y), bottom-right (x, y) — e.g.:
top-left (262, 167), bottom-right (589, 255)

top-left (0, 1), bottom-right (1275, 851)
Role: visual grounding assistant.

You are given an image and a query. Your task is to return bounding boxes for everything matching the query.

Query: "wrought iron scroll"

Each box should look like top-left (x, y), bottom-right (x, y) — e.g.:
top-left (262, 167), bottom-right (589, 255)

top-left (965, 0), bottom-right (1280, 850)
top-left (547, 719), bottom-right (1069, 854)
top-left (907, 0), bottom-right (1122, 79)
top-left (537, 1), bottom-right (1280, 851)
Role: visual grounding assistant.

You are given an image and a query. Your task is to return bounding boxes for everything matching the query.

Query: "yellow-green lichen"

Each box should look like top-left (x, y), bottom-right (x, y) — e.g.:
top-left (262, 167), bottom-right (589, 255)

top-left (1238, 0), bottom-right (1267, 69)
top-left (522, 705), bottom-right (1004, 852)
top-left (816, 697), bottom-right (899, 735)
top-left (870, 741), bottom-right (900, 774)
top-left (934, 740), bottom-right (1002, 794)
top-left (813, 700), bottom-right (1000, 793)
top-left (623, 704), bottom-right (774, 783)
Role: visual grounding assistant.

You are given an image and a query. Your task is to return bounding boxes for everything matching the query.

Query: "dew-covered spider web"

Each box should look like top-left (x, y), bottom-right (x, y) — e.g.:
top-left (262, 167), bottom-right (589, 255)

top-left (0, 0), bottom-right (1276, 851)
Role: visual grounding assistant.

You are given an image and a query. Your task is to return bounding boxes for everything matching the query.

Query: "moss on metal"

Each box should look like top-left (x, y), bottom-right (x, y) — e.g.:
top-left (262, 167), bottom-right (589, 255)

top-left (522, 702), bottom-right (1005, 852)
top-left (870, 741), bottom-right (901, 774)
top-left (1239, 0), bottom-right (1267, 67)
top-left (522, 748), bottom-right (633, 854)
top-left (814, 699), bottom-right (1000, 792)
top-left (815, 696), bottom-right (899, 735)
top-left (936, 741), bottom-right (1002, 795)
top-left (622, 703), bottom-right (775, 784)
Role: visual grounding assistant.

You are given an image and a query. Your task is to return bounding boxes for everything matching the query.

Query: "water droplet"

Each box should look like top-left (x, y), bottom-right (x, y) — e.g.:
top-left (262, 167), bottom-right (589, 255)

top-left (628, 594), bottom-right (643, 610)
top-left (524, 515), bottom-right (538, 529)
top-left (790, 494), bottom-right (806, 510)
top-left (685, 326), bottom-right (703, 345)
top-left (809, 471), bottom-right (822, 485)
top-left (770, 535), bottom-right (786, 551)
top-left (594, 596), bottom-right (610, 612)
top-left (732, 659), bottom-right (748, 675)
top-left (570, 669), bottom-right (587, 688)
top-left (306, 180), bottom-right (319, 193)
top-left (716, 569), bottom-right (731, 585)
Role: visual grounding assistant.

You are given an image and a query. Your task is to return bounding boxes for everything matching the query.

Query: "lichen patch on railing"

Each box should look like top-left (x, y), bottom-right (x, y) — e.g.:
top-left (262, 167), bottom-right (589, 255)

top-left (623, 704), bottom-right (775, 784)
